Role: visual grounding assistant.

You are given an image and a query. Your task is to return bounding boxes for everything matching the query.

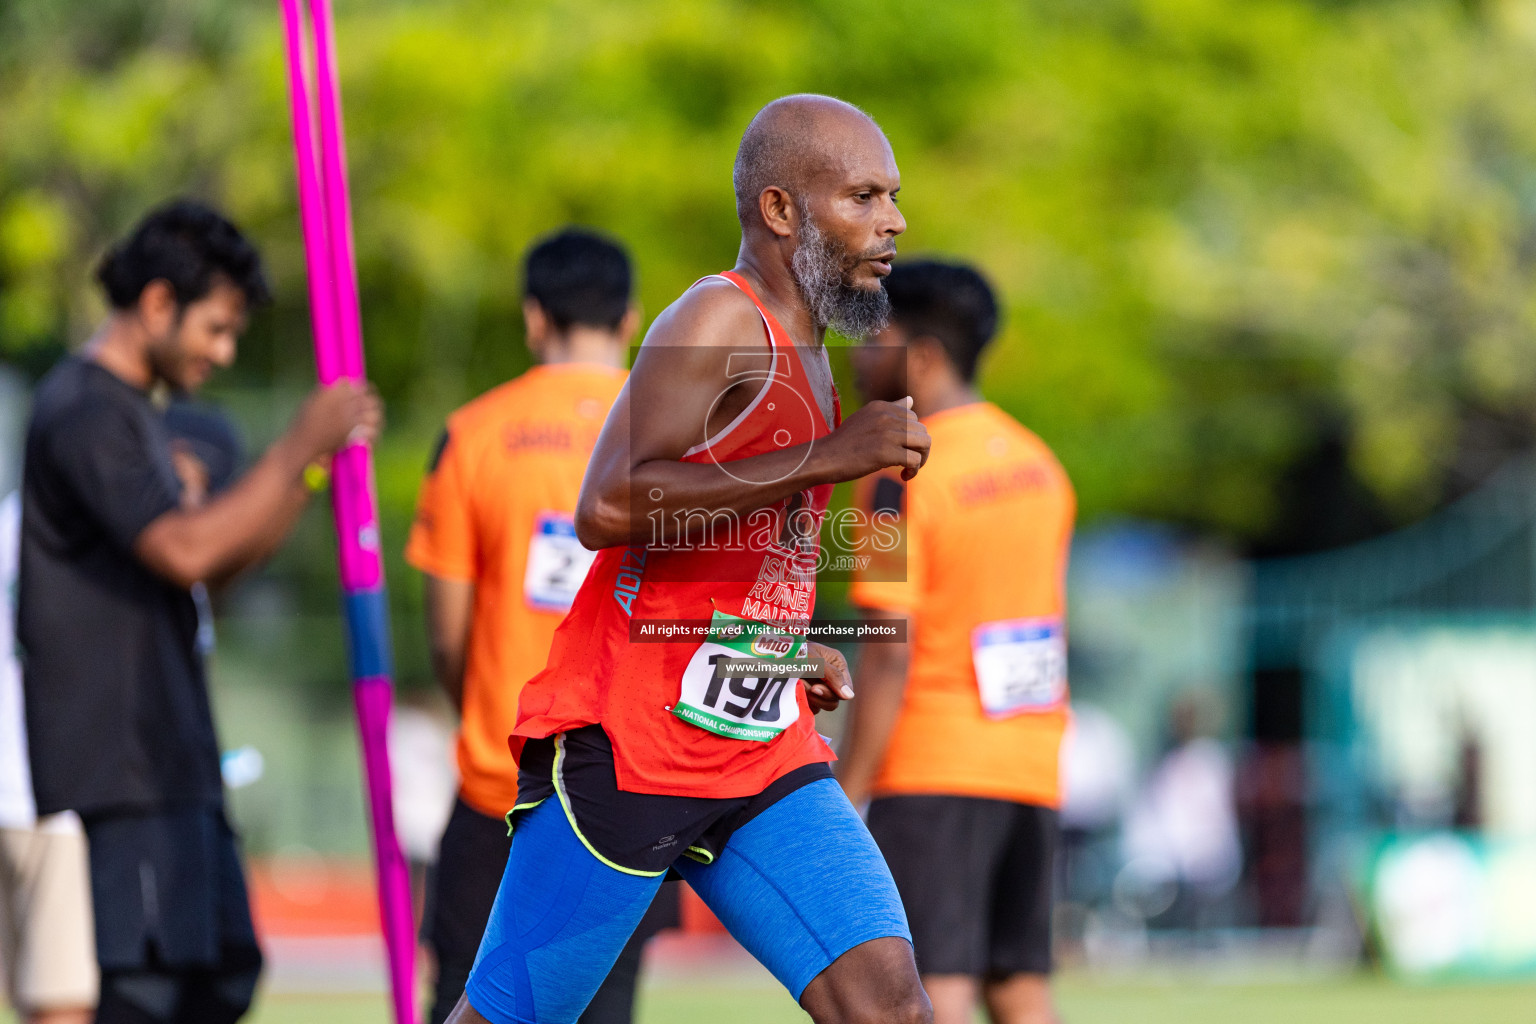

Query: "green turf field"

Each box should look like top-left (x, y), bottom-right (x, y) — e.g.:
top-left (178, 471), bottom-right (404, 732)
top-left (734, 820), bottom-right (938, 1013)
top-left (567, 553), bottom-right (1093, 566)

top-left (7, 975), bottom-right (1532, 1022)
top-left (223, 975), bottom-right (1536, 1024)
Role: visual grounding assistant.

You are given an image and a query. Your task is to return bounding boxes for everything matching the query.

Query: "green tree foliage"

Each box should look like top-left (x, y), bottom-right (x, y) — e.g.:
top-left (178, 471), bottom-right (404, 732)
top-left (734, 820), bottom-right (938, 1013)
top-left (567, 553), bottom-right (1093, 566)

top-left (4, 0), bottom-right (1536, 558)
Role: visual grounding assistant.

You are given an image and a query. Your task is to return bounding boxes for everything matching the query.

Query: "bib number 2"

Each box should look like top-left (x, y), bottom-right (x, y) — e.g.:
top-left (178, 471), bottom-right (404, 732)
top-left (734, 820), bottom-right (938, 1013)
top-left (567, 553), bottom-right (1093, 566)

top-left (524, 512), bottom-right (597, 612)
top-left (971, 616), bottom-right (1067, 718)
top-left (673, 610), bottom-right (804, 742)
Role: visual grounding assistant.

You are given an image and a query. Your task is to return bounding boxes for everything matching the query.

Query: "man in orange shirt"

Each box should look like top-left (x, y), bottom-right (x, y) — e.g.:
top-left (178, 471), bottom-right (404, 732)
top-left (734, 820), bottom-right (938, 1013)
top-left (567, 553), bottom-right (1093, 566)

top-left (839, 259), bottom-right (1075, 1024)
top-left (406, 229), bottom-right (650, 1024)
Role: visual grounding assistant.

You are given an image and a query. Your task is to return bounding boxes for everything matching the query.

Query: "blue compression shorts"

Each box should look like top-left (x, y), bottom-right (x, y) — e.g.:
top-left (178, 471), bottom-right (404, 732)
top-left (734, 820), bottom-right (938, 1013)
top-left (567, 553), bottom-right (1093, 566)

top-left (464, 778), bottom-right (911, 1024)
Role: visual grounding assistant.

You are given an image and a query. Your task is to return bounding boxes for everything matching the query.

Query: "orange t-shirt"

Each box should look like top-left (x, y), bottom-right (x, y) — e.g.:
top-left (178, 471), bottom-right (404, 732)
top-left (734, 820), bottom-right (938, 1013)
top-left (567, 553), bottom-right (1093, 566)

top-left (406, 363), bottom-right (626, 817)
top-left (850, 402), bottom-right (1076, 808)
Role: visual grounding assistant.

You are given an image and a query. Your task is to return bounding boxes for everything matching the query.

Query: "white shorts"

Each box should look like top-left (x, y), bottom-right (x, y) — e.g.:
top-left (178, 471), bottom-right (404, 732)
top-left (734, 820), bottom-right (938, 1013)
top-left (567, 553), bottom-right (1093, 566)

top-left (0, 816), bottom-right (98, 1013)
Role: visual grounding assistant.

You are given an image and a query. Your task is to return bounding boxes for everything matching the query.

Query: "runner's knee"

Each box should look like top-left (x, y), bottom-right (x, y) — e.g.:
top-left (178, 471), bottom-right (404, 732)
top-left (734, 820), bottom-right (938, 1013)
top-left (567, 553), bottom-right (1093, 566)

top-left (803, 938), bottom-right (932, 1024)
top-left (873, 987), bottom-right (932, 1024)
top-left (823, 985), bottom-right (932, 1024)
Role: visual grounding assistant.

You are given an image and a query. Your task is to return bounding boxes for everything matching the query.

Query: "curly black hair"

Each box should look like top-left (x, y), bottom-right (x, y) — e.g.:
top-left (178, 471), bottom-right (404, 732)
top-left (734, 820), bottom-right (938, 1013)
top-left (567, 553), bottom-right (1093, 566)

top-left (96, 199), bottom-right (271, 311)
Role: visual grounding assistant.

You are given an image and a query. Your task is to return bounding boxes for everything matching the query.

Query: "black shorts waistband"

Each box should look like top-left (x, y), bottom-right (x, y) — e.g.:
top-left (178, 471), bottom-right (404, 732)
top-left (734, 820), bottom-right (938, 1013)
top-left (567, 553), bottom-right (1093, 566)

top-left (512, 725), bottom-right (832, 875)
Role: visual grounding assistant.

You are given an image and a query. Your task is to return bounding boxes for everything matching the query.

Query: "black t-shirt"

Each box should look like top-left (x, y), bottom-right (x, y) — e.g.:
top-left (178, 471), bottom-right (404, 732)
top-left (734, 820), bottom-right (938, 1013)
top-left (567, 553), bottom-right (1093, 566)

top-left (164, 398), bottom-right (244, 494)
top-left (18, 357), bottom-right (222, 816)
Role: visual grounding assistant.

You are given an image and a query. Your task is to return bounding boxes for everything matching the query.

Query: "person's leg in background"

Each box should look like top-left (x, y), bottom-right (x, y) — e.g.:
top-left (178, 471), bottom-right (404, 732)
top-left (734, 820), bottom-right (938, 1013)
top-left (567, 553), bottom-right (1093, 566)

top-left (427, 798), bottom-right (512, 1024)
top-left (917, 976), bottom-right (979, 1024)
top-left (980, 805), bottom-right (1060, 1024)
top-left (866, 796), bottom-right (1011, 1024)
top-left (981, 975), bottom-right (1056, 1024)
top-left (0, 820), bottom-right (97, 1024)
top-left (173, 945), bottom-right (263, 1024)
top-left (87, 807), bottom-right (262, 1024)
top-left (173, 811), bottom-right (262, 1024)
top-left (95, 965), bottom-right (180, 1024)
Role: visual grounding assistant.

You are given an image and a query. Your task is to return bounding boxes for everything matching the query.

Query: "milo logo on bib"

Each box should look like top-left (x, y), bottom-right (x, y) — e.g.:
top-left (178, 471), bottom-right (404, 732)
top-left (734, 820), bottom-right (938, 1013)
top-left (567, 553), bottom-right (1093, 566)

top-left (673, 610), bottom-right (807, 741)
top-left (750, 630), bottom-right (797, 658)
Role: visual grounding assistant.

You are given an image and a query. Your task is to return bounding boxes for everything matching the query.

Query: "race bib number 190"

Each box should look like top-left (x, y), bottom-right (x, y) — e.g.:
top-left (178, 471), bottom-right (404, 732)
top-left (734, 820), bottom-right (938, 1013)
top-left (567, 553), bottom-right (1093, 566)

top-left (971, 617), bottom-right (1067, 718)
top-left (524, 512), bottom-right (597, 612)
top-left (673, 610), bottom-right (805, 742)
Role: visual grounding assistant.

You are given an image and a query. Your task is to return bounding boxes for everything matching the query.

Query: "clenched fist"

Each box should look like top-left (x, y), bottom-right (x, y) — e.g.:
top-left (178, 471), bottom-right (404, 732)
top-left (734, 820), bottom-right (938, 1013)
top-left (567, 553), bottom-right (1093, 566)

top-left (288, 380), bottom-right (384, 464)
top-left (816, 396), bottom-right (930, 484)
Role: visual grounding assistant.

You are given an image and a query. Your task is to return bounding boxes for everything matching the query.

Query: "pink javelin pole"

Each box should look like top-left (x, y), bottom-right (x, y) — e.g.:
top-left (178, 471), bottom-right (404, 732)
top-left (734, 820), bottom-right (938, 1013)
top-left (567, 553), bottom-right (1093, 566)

top-left (278, 3), bottom-right (417, 1022)
top-left (277, 0), bottom-right (342, 382)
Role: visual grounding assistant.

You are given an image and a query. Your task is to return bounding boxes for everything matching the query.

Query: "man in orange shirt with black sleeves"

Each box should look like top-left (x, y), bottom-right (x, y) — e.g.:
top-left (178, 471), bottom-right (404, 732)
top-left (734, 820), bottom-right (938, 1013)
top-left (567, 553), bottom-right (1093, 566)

top-left (839, 259), bottom-right (1075, 1024)
top-left (406, 229), bottom-right (658, 1024)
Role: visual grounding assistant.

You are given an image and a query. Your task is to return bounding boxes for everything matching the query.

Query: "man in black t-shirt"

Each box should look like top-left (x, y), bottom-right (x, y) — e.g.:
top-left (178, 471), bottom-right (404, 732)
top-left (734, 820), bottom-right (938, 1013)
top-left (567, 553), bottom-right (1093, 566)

top-left (18, 200), bottom-right (382, 1024)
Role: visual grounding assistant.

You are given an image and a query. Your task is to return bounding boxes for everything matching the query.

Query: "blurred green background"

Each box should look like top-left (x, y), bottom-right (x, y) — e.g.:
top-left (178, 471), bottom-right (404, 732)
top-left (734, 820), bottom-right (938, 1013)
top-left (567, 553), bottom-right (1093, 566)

top-left (10, 0), bottom-right (1536, 558)
top-left (7, 0), bottom-right (1536, 843)
top-left (9, 0), bottom-right (1536, 991)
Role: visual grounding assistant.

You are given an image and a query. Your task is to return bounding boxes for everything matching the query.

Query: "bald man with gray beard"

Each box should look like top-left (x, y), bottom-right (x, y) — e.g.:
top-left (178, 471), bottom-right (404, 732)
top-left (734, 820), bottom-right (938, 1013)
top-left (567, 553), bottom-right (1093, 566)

top-left (444, 95), bottom-right (933, 1024)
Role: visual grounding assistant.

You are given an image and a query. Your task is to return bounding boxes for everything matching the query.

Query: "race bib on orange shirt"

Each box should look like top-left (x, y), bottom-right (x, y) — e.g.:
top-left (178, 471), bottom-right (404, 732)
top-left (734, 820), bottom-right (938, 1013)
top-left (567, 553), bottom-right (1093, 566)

top-left (524, 512), bottom-right (597, 612)
top-left (971, 617), bottom-right (1066, 718)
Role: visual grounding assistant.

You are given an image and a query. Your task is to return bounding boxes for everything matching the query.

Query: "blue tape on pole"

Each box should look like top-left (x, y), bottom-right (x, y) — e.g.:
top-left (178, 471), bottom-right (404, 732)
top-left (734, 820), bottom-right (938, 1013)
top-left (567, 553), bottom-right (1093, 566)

top-left (343, 587), bottom-right (394, 681)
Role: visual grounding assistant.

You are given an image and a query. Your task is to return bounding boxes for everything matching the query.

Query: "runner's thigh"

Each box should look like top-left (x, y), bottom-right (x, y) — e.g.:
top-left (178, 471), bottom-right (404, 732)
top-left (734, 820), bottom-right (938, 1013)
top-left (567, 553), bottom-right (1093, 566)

top-left (675, 779), bottom-right (911, 1001)
top-left (465, 799), bottom-right (662, 1024)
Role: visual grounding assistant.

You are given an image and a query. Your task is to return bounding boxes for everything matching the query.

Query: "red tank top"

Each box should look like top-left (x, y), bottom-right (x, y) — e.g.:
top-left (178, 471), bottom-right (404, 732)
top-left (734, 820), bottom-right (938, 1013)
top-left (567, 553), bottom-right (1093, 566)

top-left (512, 271), bottom-right (841, 797)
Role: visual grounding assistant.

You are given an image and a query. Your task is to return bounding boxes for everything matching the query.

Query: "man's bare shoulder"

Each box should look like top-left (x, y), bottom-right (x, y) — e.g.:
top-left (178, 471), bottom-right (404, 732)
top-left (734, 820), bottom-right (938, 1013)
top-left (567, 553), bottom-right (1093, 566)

top-left (641, 276), bottom-right (767, 351)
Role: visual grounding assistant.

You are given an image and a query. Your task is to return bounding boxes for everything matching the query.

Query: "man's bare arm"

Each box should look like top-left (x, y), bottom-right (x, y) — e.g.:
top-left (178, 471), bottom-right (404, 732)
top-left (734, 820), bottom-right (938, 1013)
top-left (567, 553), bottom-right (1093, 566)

top-left (422, 574), bottom-right (474, 711)
top-left (135, 382), bottom-right (380, 589)
top-left (198, 472), bottom-right (312, 592)
top-left (835, 609), bottom-right (913, 809)
top-left (576, 281), bottom-right (930, 549)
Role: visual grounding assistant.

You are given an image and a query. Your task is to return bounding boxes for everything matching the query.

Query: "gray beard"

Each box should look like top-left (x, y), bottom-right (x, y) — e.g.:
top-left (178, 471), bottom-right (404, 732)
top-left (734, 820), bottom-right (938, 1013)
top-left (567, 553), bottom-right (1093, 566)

top-left (790, 214), bottom-right (891, 340)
